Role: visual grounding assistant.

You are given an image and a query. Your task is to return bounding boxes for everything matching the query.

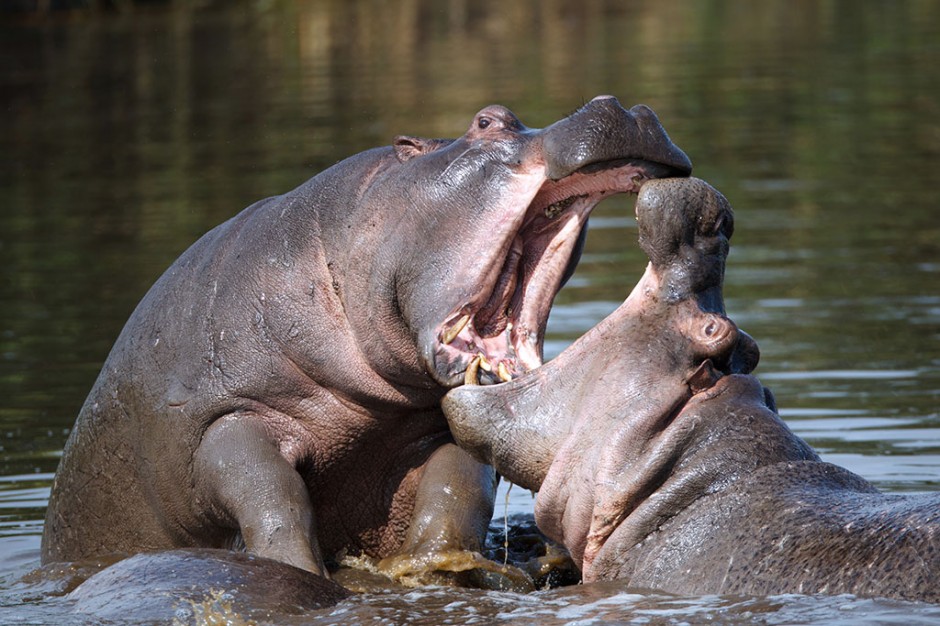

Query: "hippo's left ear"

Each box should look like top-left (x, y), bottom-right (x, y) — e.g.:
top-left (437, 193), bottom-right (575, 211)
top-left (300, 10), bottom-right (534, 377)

top-left (393, 136), bottom-right (451, 162)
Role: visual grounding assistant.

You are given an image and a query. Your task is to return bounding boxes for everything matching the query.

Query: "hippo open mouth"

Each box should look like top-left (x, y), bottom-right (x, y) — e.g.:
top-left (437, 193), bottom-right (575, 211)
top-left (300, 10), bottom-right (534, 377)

top-left (441, 177), bottom-right (760, 581)
top-left (435, 157), bottom-right (684, 386)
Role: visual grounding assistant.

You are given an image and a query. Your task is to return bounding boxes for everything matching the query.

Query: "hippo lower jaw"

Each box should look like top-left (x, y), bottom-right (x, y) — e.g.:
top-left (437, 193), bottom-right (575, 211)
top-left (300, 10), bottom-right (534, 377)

top-left (432, 158), bottom-right (683, 387)
top-left (443, 256), bottom-right (751, 493)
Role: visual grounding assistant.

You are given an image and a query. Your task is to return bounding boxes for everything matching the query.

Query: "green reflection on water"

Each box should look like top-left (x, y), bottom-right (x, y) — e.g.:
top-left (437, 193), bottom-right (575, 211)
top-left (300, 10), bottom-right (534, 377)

top-left (0, 0), bottom-right (938, 503)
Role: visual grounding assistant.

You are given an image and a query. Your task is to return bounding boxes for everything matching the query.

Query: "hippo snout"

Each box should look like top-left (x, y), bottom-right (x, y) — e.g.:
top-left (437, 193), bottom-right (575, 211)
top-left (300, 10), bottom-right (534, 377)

top-left (542, 97), bottom-right (692, 180)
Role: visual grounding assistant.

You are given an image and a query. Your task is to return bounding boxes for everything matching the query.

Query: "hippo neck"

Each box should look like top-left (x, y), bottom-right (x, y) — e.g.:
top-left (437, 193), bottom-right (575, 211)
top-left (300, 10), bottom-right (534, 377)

top-left (247, 151), bottom-right (446, 412)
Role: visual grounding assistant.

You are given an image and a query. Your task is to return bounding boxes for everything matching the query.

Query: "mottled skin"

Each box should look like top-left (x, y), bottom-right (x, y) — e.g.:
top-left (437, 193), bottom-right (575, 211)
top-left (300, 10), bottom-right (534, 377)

top-left (42, 97), bottom-right (691, 578)
top-left (443, 178), bottom-right (940, 602)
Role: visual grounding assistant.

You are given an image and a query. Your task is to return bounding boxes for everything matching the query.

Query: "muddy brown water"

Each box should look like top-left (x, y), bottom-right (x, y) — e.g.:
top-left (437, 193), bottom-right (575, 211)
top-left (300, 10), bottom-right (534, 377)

top-left (1, 1), bottom-right (939, 623)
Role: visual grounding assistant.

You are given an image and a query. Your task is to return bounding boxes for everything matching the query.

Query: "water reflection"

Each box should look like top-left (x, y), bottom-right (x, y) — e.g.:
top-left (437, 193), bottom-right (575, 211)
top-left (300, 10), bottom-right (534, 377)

top-left (1, 0), bottom-right (939, 623)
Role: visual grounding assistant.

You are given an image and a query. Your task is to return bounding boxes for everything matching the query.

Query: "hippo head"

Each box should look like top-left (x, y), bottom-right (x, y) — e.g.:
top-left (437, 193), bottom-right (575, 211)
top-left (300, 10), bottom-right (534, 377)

top-left (346, 96), bottom-right (692, 389)
top-left (442, 178), bottom-right (759, 579)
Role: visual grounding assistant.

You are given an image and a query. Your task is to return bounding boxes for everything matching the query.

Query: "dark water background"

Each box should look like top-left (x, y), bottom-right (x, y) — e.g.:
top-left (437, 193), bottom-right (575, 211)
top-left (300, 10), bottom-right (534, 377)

top-left (1, 0), bottom-right (938, 623)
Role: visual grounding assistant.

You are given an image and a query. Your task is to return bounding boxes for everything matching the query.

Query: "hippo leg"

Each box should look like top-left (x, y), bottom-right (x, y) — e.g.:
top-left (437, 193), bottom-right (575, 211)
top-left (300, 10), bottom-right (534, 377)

top-left (400, 444), bottom-right (496, 554)
top-left (192, 413), bottom-right (324, 575)
top-left (378, 443), bottom-right (505, 587)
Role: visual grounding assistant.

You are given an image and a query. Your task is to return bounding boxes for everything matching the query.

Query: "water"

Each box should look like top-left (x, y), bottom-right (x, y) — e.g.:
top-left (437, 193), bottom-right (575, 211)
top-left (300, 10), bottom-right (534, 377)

top-left (1, 0), bottom-right (938, 622)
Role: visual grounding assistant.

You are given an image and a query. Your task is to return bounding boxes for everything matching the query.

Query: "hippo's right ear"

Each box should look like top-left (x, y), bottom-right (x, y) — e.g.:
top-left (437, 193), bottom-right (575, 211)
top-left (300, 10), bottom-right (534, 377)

top-left (393, 136), bottom-right (451, 162)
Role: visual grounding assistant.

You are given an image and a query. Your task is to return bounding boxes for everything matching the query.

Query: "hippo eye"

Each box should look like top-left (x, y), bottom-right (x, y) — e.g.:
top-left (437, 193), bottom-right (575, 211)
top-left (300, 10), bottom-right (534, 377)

top-left (478, 117), bottom-right (492, 130)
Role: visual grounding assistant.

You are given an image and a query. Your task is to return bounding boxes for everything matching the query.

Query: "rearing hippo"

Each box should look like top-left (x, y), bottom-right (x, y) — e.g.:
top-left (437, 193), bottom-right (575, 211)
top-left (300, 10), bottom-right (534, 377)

top-left (42, 97), bottom-right (692, 579)
top-left (443, 178), bottom-right (940, 602)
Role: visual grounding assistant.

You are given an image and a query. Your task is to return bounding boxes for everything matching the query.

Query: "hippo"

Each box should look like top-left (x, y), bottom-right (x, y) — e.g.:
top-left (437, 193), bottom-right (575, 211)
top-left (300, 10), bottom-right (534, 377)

top-left (443, 178), bottom-right (940, 603)
top-left (42, 97), bottom-right (692, 581)
top-left (68, 549), bottom-right (350, 622)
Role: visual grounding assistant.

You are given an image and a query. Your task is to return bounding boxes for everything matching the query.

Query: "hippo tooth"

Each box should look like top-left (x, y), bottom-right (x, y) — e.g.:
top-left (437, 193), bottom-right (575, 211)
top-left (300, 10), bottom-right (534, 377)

top-left (504, 322), bottom-right (515, 356)
top-left (442, 314), bottom-right (471, 345)
top-left (544, 196), bottom-right (579, 219)
top-left (465, 355), bottom-right (482, 385)
top-left (477, 354), bottom-right (492, 372)
top-left (543, 201), bottom-right (565, 219)
top-left (497, 362), bottom-right (512, 382)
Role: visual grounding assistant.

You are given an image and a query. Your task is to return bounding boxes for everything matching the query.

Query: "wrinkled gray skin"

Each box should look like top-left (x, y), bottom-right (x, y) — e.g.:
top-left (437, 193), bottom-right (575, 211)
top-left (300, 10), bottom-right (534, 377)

top-left (444, 178), bottom-right (940, 603)
top-left (42, 96), bottom-right (692, 578)
top-left (69, 549), bottom-right (350, 622)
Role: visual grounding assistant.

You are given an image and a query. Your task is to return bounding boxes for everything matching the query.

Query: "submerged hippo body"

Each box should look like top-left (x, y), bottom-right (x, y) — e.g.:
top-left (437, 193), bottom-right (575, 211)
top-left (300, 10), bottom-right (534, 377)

top-left (69, 549), bottom-right (350, 622)
top-left (444, 178), bottom-right (940, 603)
top-left (43, 97), bottom-right (691, 578)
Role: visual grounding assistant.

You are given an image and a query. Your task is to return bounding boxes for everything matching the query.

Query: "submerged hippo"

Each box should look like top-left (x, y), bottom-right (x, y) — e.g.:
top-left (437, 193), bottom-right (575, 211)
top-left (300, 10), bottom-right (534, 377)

top-left (68, 549), bottom-right (351, 622)
top-left (443, 178), bottom-right (940, 602)
top-left (42, 97), bottom-right (692, 579)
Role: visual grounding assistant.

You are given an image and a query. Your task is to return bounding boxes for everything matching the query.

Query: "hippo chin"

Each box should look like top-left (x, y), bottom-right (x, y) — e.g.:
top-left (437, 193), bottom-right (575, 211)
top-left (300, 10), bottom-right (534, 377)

top-left (42, 97), bottom-right (691, 582)
top-left (443, 177), bottom-right (940, 603)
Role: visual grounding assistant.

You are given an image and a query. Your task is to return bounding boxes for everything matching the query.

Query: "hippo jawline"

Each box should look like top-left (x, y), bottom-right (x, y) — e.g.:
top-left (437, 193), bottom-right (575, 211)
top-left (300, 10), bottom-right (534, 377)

top-left (433, 157), bottom-right (686, 388)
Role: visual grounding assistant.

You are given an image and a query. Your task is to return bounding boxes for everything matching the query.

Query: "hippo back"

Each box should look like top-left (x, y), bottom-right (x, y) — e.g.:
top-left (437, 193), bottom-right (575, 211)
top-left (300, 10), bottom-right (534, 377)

top-left (69, 549), bottom-right (351, 622)
top-left (623, 460), bottom-right (940, 603)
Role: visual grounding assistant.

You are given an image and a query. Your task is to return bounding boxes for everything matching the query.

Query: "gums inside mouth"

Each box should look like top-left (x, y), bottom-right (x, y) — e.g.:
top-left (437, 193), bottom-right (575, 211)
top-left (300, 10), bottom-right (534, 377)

top-left (433, 159), bottom-right (678, 387)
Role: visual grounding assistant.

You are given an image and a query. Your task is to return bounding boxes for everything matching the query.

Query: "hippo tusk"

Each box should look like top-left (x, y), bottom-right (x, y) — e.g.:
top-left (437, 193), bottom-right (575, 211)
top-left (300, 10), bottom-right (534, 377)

top-left (464, 355), bottom-right (482, 385)
top-left (442, 314), bottom-right (471, 345)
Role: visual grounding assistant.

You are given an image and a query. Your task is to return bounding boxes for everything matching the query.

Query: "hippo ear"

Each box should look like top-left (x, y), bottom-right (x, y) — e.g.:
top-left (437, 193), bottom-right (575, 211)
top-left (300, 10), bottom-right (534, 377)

top-left (393, 136), bottom-right (451, 162)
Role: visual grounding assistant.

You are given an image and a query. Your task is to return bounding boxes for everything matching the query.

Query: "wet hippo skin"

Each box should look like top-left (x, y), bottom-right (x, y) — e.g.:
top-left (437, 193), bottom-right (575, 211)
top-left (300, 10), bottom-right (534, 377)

top-left (589, 373), bottom-right (940, 601)
top-left (68, 549), bottom-right (351, 622)
top-left (41, 97), bottom-right (692, 582)
top-left (443, 178), bottom-right (940, 603)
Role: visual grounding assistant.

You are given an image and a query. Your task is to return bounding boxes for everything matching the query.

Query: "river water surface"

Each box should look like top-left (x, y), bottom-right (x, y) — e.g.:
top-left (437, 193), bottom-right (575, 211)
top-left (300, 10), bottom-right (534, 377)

top-left (1, 1), bottom-right (939, 624)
